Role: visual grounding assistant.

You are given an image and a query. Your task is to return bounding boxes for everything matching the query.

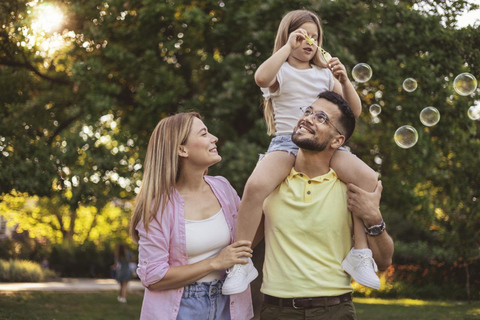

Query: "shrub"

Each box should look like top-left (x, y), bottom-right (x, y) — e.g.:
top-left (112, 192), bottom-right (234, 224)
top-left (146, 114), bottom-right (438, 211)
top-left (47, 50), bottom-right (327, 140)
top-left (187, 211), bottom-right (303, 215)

top-left (42, 267), bottom-right (59, 280)
top-left (0, 259), bottom-right (44, 282)
top-left (0, 259), bottom-right (8, 280)
top-left (1, 240), bottom-right (134, 278)
top-left (0, 234), bottom-right (50, 262)
top-left (352, 264), bottom-right (480, 301)
top-left (49, 241), bottom-right (121, 278)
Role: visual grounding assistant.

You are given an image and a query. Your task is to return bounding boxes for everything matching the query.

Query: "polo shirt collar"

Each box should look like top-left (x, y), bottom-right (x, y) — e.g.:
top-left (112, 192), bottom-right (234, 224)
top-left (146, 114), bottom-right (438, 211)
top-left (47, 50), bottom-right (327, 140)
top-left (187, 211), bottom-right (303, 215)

top-left (288, 167), bottom-right (337, 182)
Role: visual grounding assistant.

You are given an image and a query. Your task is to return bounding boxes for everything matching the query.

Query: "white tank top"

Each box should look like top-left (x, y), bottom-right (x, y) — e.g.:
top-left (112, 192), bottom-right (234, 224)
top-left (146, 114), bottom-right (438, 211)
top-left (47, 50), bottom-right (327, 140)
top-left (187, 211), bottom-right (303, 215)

top-left (185, 209), bottom-right (231, 282)
top-left (262, 62), bottom-right (334, 135)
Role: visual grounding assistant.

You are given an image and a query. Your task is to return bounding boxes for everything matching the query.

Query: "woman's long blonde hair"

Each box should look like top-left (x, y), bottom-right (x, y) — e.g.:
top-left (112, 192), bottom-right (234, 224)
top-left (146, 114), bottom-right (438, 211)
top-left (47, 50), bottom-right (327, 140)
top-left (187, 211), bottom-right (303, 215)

top-left (130, 112), bottom-right (201, 243)
top-left (264, 10), bottom-right (326, 136)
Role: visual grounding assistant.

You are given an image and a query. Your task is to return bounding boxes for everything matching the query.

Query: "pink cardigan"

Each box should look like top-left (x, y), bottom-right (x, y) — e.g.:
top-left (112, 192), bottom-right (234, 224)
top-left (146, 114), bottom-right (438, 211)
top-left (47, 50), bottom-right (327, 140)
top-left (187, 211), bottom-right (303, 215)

top-left (135, 175), bottom-right (254, 320)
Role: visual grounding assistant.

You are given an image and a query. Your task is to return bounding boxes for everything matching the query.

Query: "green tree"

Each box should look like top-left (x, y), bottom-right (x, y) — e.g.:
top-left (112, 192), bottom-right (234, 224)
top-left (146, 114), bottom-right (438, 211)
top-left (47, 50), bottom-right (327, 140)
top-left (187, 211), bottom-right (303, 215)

top-left (314, 0), bottom-right (480, 300)
top-left (1, 0), bottom-right (479, 299)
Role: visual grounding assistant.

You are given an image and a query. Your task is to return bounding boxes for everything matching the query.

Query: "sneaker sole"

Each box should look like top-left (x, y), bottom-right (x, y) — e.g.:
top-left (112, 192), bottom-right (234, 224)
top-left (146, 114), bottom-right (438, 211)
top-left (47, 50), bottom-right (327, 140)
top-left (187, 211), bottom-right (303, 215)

top-left (341, 260), bottom-right (381, 290)
top-left (222, 268), bottom-right (259, 295)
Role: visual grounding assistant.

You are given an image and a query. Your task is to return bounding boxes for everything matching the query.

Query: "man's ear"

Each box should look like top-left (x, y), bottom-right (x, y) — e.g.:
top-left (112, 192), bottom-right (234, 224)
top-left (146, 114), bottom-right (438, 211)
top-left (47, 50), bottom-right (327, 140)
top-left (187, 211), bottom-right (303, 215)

top-left (330, 135), bottom-right (346, 150)
top-left (178, 145), bottom-right (188, 158)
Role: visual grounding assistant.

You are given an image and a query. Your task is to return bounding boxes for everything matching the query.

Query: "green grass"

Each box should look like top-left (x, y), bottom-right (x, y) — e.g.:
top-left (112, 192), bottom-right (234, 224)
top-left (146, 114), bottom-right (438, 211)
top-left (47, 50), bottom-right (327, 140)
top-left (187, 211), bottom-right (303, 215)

top-left (354, 298), bottom-right (480, 320)
top-left (0, 291), bottom-right (143, 320)
top-left (1, 292), bottom-right (480, 320)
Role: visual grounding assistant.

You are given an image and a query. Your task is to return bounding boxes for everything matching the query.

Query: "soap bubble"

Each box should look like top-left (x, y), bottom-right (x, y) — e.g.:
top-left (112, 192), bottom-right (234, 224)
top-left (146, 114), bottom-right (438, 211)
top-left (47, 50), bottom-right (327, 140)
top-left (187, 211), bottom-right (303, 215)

top-left (419, 107), bottom-right (440, 126)
top-left (352, 63), bottom-right (372, 83)
top-left (369, 104), bottom-right (382, 116)
top-left (394, 125), bottom-right (418, 149)
top-left (403, 78), bottom-right (418, 92)
top-left (453, 73), bottom-right (477, 96)
top-left (468, 105), bottom-right (480, 120)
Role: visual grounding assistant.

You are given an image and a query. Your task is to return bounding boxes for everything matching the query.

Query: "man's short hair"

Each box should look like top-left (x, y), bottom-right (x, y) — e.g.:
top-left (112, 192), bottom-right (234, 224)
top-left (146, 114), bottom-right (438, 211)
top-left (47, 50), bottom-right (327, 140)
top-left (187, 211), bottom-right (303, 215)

top-left (317, 91), bottom-right (356, 141)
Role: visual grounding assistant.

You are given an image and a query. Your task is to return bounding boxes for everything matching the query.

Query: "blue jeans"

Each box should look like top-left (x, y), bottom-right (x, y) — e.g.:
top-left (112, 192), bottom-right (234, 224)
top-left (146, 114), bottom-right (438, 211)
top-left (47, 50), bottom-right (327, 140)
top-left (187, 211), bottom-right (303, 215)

top-left (260, 135), bottom-right (348, 161)
top-left (176, 279), bottom-right (230, 320)
top-left (266, 135), bottom-right (299, 156)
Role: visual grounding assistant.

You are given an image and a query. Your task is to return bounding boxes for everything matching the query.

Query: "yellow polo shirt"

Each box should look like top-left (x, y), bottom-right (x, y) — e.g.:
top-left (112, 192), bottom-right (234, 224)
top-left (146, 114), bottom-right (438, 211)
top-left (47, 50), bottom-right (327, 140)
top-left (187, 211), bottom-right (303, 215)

top-left (261, 167), bottom-right (353, 298)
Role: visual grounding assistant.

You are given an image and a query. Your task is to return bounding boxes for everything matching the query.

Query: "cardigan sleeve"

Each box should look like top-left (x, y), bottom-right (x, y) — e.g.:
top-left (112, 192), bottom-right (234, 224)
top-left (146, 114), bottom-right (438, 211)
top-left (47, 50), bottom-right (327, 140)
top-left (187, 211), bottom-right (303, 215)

top-left (136, 213), bottom-right (171, 288)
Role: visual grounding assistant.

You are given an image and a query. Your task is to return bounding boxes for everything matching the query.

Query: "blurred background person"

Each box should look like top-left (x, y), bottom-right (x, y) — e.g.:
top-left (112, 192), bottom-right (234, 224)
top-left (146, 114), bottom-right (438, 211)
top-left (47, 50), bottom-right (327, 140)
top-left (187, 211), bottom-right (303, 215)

top-left (114, 243), bottom-right (133, 303)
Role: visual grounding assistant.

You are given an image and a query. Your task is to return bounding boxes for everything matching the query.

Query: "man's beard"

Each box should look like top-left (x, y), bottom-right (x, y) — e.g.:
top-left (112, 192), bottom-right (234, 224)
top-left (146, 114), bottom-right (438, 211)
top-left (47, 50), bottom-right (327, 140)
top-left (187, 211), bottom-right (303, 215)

top-left (292, 130), bottom-right (329, 152)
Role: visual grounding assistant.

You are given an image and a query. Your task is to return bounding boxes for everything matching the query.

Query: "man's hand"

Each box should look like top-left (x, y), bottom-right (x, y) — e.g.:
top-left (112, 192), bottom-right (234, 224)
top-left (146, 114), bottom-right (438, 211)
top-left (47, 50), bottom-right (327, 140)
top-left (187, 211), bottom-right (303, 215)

top-left (348, 180), bottom-right (394, 270)
top-left (347, 180), bottom-right (383, 227)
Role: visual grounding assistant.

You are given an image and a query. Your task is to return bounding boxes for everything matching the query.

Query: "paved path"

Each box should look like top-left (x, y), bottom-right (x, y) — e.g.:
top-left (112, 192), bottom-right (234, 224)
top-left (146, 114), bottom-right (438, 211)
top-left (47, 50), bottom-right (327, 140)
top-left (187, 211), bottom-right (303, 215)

top-left (0, 278), bottom-right (144, 292)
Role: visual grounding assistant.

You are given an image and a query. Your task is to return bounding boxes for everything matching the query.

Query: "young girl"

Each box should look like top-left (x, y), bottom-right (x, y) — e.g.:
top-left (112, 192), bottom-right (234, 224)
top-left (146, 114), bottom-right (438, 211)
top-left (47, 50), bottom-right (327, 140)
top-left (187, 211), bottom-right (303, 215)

top-left (222, 9), bottom-right (380, 294)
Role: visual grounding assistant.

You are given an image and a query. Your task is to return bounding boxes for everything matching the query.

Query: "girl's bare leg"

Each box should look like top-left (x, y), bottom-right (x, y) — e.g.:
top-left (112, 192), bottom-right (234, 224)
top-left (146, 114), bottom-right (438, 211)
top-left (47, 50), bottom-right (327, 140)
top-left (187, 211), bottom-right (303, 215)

top-left (235, 151), bottom-right (296, 243)
top-left (331, 149), bottom-right (381, 289)
top-left (223, 151), bottom-right (295, 295)
top-left (331, 150), bottom-right (377, 248)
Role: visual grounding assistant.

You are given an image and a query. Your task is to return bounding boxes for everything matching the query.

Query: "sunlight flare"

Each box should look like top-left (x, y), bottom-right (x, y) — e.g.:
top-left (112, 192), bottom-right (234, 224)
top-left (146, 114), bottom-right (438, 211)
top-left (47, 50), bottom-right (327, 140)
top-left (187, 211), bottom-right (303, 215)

top-left (31, 3), bottom-right (64, 33)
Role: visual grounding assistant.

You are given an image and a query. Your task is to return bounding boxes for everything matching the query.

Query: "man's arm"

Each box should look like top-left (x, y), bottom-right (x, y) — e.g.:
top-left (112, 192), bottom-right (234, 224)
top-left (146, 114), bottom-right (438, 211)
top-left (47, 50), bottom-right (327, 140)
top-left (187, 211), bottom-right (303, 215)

top-left (347, 181), bottom-right (394, 271)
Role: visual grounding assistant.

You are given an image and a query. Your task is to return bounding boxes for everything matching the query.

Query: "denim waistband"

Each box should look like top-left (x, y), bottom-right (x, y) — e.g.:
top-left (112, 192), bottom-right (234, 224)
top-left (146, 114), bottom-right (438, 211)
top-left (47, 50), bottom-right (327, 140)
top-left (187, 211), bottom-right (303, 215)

top-left (182, 279), bottom-right (224, 298)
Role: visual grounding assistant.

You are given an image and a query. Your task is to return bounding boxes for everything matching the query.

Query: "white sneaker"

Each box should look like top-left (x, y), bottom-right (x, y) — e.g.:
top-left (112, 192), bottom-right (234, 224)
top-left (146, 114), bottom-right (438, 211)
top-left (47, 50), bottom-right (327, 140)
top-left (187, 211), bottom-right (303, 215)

top-left (117, 296), bottom-right (127, 303)
top-left (222, 258), bottom-right (258, 295)
top-left (342, 248), bottom-right (381, 289)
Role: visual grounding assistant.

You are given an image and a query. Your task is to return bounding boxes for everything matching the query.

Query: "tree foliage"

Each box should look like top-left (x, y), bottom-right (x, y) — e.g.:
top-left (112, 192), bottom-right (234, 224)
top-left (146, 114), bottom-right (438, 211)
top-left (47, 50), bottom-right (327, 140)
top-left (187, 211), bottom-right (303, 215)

top-left (0, 191), bottom-right (131, 245)
top-left (0, 0), bottom-right (479, 296)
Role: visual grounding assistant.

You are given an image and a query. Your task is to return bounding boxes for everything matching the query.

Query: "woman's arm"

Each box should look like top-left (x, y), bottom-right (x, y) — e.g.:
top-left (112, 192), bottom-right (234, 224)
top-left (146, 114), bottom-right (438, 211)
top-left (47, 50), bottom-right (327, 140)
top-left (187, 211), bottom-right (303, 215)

top-left (147, 240), bottom-right (252, 291)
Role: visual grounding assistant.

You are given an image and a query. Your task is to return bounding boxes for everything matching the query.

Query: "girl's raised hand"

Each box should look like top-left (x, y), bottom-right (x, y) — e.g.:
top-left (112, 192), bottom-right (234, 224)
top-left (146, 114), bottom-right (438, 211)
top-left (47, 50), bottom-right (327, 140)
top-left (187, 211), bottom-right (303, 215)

top-left (287, 28), bottom-right (307, 50)
top-left (328, 57), bottom-right (348, 84)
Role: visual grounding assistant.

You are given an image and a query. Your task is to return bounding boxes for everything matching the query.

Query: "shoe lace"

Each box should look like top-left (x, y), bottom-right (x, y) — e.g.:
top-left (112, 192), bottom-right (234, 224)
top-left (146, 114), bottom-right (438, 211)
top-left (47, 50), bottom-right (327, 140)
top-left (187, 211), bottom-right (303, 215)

top-left (226, 264), bottom-right (242, 278)
top-left (355, 254), bottom-right (378, 272)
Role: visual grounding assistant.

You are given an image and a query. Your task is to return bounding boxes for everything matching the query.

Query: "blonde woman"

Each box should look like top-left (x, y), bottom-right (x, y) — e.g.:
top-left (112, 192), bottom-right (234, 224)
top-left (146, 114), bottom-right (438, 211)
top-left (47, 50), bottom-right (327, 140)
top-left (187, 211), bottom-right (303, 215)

top-left (130, 112), bottom-right (253, 320)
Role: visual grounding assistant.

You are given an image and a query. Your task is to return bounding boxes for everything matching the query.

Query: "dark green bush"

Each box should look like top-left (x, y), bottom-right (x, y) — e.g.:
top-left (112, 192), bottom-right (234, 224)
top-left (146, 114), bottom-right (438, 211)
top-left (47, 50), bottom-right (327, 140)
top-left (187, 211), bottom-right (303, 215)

top-left (353, 262), bottom-right (480, 301)
top-left (0, 234), bottom-right (50, 262)
top-left (1, 238), bottom-right (136, 278)
top-left (48, 241), bottom-right (130, 278)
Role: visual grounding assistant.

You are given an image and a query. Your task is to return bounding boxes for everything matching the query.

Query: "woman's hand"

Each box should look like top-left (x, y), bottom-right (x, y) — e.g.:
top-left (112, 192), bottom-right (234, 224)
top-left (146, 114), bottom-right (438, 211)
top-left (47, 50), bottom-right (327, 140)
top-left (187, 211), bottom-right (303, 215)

top-left (287, 28), bottom-right (307, 50)
top-left (211, 240), bottom-right (253, 271)
top-left (328, 57), bottom-right (348, 84)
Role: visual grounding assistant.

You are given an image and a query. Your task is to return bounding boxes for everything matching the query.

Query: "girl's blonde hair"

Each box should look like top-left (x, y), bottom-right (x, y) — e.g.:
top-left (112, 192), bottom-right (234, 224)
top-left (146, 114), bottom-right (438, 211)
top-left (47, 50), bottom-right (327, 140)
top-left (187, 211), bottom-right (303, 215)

top-left (130, 112), bottom-right (202, 243)
top-left (264, 10), bottom-right (326, 135)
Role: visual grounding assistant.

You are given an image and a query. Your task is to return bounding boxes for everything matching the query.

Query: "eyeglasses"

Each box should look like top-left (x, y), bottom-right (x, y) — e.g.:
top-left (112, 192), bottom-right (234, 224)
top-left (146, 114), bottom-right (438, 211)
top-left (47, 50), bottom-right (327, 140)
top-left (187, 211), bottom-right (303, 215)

top-left (300, 106), bottom-right (343, 135)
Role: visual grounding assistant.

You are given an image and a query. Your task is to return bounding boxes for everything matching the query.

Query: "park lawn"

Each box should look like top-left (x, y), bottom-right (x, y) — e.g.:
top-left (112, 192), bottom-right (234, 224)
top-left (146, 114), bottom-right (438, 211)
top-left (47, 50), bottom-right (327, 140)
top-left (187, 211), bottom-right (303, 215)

top-left (1, 292), bottom-right (480, 319)
top-left (354, 297), bottom-right (480, 320)
top-left (0, 291), bottom-right (144, 320)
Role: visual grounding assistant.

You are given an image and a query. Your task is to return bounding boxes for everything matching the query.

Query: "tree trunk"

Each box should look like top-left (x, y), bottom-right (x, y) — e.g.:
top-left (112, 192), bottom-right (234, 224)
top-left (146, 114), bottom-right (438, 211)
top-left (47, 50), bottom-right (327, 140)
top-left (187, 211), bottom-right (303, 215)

top-left (53, 210), bottom-right (67, 241)
top-left (64, 208), bottom-right (77, 241)
top-left (84, 213), bottom-right (98, 243)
